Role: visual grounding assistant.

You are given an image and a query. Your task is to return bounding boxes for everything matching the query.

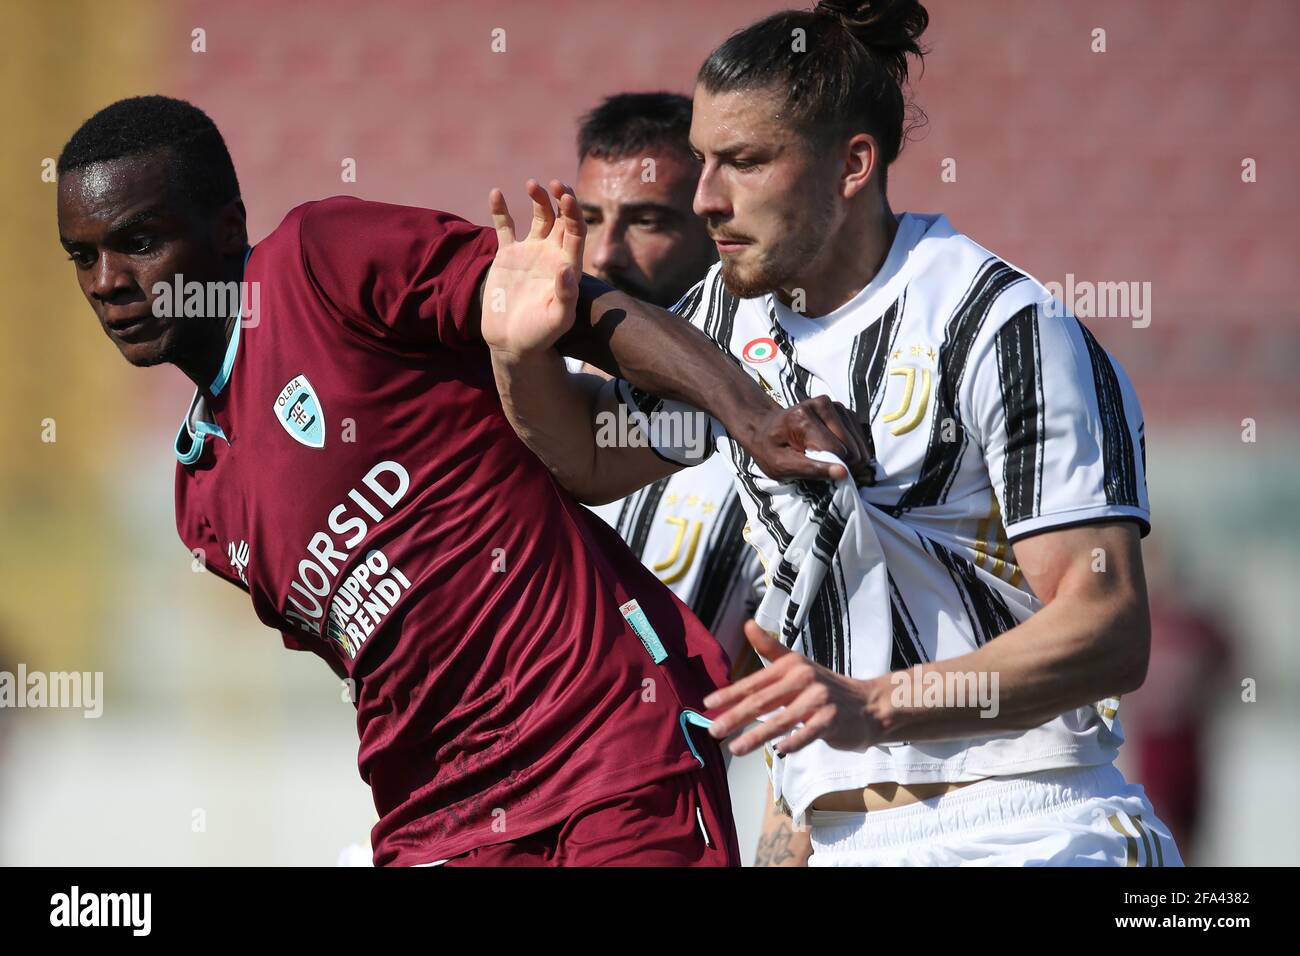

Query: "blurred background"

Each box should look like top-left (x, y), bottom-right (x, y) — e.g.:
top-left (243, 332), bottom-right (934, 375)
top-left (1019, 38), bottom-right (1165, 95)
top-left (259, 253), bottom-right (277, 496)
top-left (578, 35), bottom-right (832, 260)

top-left (1, 0), bottom-right (1296, 865)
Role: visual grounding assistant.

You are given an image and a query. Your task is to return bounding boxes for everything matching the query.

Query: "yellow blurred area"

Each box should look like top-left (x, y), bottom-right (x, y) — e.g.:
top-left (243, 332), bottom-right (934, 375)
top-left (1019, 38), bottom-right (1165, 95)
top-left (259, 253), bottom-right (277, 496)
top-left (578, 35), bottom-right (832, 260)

top-left (0, 9), bottom-right (372, 868)
top-left (0, 0), bottom-right (174, 669)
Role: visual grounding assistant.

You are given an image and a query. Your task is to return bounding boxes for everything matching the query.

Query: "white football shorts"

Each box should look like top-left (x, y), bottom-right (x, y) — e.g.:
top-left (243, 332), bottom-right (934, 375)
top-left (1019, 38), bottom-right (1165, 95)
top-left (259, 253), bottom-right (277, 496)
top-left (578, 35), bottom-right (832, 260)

top-left (806, 763), bottom-right (1183, 867)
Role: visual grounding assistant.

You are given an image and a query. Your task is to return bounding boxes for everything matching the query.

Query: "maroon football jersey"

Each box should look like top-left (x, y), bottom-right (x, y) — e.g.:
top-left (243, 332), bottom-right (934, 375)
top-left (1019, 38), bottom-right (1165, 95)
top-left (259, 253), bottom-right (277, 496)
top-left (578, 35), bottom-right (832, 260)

top-left (173, 197), bottom-right (732, 865)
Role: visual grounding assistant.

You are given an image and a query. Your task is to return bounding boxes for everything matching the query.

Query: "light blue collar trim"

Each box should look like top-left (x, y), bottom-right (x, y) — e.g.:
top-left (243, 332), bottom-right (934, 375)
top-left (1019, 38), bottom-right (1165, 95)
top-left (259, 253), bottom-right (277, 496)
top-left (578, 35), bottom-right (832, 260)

top-left (174, 246), bottom-right (250, 464)
top-left (209, 307), bottom-right (241, 397)
top-left (210, 246), bottom-right (251, 396)
top-left (175, 416), bottom-right (227, 466)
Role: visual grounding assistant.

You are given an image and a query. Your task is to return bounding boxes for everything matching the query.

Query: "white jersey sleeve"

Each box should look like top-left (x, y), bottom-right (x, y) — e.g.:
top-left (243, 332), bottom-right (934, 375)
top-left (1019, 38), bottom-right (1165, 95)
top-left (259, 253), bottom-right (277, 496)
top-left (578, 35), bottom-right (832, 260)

top-left (964, 300), bottom-right (1151, 542)
top-left (610, 378), bottom-right (718, 467)
top-left (605, 273), bottom-right (727, 468)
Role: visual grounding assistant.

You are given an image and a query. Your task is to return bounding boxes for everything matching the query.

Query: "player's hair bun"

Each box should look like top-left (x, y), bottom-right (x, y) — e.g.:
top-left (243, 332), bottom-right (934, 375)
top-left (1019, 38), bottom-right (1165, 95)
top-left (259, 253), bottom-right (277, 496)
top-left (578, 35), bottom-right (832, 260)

top-left (814, 0), bottom-right (929, 86)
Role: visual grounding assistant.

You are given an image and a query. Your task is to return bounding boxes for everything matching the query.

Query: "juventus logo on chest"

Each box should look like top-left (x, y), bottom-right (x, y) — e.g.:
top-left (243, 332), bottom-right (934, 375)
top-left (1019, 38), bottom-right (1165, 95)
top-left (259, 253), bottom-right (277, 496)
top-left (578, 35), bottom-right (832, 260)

top-left (651, 493), bottom-right (717, 584)
top-left (652, 516), bottom-right (702, 585)
top-left (882, 343), bottom-right (938, 436)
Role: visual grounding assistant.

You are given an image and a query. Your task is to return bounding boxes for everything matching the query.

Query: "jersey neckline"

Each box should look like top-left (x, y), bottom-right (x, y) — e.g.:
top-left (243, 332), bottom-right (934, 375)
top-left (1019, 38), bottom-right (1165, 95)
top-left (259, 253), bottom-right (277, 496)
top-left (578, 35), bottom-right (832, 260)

top-left (174, 246), bottom-right (252, 465)
top-left (768, 212), bottom-right (950, 340)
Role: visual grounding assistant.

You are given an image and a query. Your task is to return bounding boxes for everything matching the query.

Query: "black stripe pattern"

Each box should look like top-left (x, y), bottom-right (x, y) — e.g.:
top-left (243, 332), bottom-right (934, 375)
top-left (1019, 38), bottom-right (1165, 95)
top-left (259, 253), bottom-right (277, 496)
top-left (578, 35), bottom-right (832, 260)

top-left (800, 496), bottom-right (851, 672)
top-left (888, 571), bottom-right (929, 670)
top-left (690, 493), bottom-right (751, 632)
top-left (926, 538), bottom-right (1018, 646)
top-left (995, 304), bottom-right (1045, 525)
top-left (624, 479), bottom-right (668, 561)
top-left (697, 271), bottom-right (741, 364)
top-left (1078, 321), bottom-right (1140, 507)
top-left (728, 442), bottom-right (799, 597)
top-left (670, 281), bottom-right (705, 323)
top-left (728, 439), bottom-right (855, 672)
top-left (763, 304), bottom-right (853, 673)
top-left (847, 294), bottom-right (906, 464)
top-left (893, 259), bottom-right (1028, 515)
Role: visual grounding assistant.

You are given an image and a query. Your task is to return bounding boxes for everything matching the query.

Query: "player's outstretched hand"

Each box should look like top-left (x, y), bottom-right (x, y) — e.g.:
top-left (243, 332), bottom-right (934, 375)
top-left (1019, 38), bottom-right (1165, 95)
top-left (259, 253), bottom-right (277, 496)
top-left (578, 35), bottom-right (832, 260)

top-left (748, 395), bottom-right (877, 485)
top-left (482, 179), bottom-right (585, 356)
top-left (704, 620), bottom-right (887, 756)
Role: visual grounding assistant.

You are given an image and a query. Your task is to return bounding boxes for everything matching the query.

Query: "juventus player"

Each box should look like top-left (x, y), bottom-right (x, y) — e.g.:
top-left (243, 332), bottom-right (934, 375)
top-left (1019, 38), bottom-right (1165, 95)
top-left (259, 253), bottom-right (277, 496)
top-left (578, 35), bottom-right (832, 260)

top-left (488, 0), bottom-right (1182, 866)
top-left (55, 96), bottom-right (867, 866)
top-left (572, 93), bottom-right (761, 674)
top-left (570, 93), bottom-right (809, 865)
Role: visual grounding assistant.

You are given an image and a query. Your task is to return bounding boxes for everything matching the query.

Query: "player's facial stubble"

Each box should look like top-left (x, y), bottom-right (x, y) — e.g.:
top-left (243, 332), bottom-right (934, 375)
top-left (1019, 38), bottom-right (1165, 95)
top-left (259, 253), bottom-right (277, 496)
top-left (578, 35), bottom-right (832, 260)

top-left (691, 85), bottom-right (843, 306)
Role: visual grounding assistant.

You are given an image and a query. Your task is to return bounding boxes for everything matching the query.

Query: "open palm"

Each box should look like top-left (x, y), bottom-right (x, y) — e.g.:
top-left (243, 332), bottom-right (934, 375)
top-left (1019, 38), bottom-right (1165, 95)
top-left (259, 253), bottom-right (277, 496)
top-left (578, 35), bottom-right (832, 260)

top-left (482, 179), bottom-right (586, 356)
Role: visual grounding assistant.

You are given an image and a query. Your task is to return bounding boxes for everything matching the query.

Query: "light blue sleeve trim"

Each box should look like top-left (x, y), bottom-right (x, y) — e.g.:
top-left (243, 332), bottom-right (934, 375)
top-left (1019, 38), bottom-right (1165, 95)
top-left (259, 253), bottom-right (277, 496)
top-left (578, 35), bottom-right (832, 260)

top-left (679, 709), bottom-right (715, 767)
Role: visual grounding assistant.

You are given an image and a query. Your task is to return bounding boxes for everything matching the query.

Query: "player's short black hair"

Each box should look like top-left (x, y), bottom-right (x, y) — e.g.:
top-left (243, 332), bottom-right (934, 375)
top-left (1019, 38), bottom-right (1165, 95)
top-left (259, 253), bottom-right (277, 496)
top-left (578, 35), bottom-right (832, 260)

top-left (576, 92), bottom-right (696, 163)
top-left (58, 95), bottom-right (240, 214)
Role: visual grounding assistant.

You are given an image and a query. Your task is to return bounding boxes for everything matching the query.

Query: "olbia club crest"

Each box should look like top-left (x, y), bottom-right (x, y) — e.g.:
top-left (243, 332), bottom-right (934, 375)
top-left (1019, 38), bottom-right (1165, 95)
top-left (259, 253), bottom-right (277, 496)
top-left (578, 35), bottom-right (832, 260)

top-left (275, 374), bottom-right (325, 448)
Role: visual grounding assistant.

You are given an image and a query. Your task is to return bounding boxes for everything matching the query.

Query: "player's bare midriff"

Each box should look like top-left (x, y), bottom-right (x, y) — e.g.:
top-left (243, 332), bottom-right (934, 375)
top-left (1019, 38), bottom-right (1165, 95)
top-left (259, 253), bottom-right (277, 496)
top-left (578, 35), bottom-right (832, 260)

top-left (812, 780), bottom-right (979, 812)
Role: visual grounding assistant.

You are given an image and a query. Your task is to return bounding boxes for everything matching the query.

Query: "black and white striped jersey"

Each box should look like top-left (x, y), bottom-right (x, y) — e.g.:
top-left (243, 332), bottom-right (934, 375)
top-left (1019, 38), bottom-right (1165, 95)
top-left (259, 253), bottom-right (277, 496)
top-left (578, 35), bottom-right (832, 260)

top-left (585, 456), bottom-right (764, 669)
top-left (623, 212), bottom-right (1150, 816)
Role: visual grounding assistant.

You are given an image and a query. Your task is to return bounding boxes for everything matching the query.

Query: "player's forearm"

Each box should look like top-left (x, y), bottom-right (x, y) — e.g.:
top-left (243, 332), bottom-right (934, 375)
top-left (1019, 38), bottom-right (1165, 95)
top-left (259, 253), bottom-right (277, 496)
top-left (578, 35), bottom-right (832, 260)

top-left (871, 588), bottom-right (1150, 742)
top-left (489, 347), bottom-right (676, 504)
top-left (488, 347), bottom-right (604, 501)
top-left (561, 278), bottom-right (770, 450)
top-left (753, 779), bottom-right (812, 867)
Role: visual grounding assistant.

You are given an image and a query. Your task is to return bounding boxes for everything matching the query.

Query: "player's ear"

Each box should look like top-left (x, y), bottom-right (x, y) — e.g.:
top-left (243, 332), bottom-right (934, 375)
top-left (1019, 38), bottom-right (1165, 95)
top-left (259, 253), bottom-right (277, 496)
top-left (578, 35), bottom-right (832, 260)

top-left (216, 198), bottom-right (248, 257)
top-left (841, 132), bottom-right (879, 201)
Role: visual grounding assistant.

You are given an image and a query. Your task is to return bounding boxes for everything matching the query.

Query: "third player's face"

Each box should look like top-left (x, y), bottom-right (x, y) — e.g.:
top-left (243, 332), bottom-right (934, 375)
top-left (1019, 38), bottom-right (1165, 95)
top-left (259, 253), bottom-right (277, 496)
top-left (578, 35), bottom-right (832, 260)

top-left (575, 150), bottom-right (716, 308)
top-left (690, 85), bottom-right (841, 300)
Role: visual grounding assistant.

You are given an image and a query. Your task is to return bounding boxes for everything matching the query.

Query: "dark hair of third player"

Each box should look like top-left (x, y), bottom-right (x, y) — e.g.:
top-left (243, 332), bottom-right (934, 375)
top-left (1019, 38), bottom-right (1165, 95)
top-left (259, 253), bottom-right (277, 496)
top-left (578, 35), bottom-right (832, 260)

top-left (576, 91), bottom-right (696, 164)
top-left (697, 0), bottom-right (929, 189)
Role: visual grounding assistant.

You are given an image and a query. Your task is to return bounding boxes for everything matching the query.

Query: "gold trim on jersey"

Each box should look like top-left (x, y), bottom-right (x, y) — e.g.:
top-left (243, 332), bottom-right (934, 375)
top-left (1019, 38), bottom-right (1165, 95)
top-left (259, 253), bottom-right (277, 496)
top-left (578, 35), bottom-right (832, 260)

top-left (1108, 812), bottom-right (1139, 866)
top-left (743, 521), bottom-right (773, 591)
top-left (1134, 814), bottom-right (1165, 866)
top-left (755, 372), bottom-right (783, 405)
top-left (1108, 811), bottom-right (1164, 866)
top-left (973, 494), bottom-right (1025, 587)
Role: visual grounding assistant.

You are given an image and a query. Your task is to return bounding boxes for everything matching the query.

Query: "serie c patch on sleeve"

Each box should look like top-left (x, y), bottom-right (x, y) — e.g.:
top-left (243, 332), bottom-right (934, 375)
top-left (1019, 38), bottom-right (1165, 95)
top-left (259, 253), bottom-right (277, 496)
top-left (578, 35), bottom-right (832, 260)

top-left (619, 599), bottom-right (668, 664)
